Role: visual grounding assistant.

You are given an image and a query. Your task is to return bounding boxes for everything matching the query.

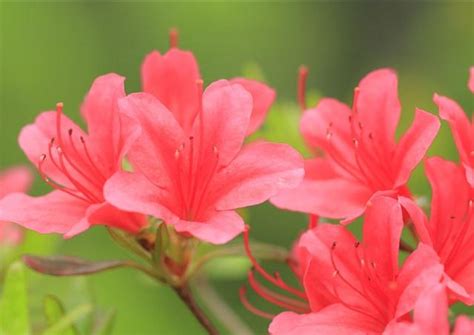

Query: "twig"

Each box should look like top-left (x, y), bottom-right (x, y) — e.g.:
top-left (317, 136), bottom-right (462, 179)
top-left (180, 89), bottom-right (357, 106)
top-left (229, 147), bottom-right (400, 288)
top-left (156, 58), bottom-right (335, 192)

top-left (174, 285), bottom-right (219, 335)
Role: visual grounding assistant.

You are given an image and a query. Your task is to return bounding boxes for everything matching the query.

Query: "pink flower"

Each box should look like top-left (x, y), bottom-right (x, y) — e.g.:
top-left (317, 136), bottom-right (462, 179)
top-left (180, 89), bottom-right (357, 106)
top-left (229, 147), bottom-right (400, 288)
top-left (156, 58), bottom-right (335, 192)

top-left (400, 157), bottom-right (474, 305)
top-left (263, 197), bottom-right (443, 334)
top-left (271, 69), bottom-right (440, 221)
top-left (0, 166), bottom-right (33, 245)
top-left (0, 74), bottom-right (145, 238)
top-left (384, 283), bottom-right (474, 335)
top-left (104, 80), bottom-right (304, 244)
top-left (141, 30), bottom-right (275, 135)
top-left (434, 67), bottom-right (474, 187)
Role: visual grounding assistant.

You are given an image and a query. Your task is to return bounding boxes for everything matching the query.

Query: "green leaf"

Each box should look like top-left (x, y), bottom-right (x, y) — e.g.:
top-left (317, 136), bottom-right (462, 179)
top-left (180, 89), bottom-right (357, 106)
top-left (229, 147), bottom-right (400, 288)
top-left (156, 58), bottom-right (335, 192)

top-left (0, 262), bottom-right (30, 335)
top-left (42, 303), bottom-right (92, 335)
top-left (43, 295), bottom-right (78, 335)
top-left (23, 255), bottom-right (131, 276)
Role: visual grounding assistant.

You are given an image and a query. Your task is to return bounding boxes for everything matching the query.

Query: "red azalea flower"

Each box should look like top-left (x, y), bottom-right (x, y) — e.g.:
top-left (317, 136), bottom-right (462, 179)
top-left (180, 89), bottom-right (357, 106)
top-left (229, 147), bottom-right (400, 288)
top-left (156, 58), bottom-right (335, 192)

top-left (141, 30), bottom-right (275, 135)
top-left (243, 197), bottom-right (443, 334)
top-left (434, 67), bottom-right (474, 187)
top-left (104, 79), bottom-right (304, 244)
top-left (0, 166), bottom-right (32, 245)
top-left (272, 69), bottom-right (440, 221)
top-left (385, 283), bottom-right (474, 335)
top-left (0, 74), bottom-right (146, 237)
top-left (400, 157), bottom-right (474, 305)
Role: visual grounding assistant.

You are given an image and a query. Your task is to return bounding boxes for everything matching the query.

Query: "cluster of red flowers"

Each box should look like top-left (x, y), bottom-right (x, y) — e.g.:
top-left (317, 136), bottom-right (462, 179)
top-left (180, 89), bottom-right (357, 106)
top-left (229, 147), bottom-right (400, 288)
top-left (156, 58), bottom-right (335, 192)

top-left (0, 32), bottom-right (472, 334)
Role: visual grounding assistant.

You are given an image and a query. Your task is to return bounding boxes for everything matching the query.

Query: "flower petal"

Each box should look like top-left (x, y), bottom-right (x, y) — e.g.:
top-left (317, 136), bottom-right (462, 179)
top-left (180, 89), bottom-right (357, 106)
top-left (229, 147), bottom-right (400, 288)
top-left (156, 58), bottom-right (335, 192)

top-left (214, 141), bottom-right (304, 211)
top-left (118, 93), bottom-right (186, 189)
top-left (174, 210), bottom-right (244, 244)
top-left (300, 224), bottom-right (361, 311)
top-left (80, 73), bottom-right (129, 172)
top-left (271, 177), bottom-right (371, 219)
top-left (269, 304), bottom-right (382, 335)
top-left (424, 157), bottom-right (470, 252)
top-left (356, 68), bottom-right (400, 151)
top-left (434, 93), bottom-right (473, 185)
top-left (0, 166), bottom-right (33, 198)
top-left (86, 202), bottom-right (146, 234)
top-left (141, 49), bottom-right (201, 132)
top-left (395, 243), bottom-right (443, 318)
top-left (104, 171), bottom-right (178, 224)
top-left (195, 80), bottom-right (253, 166)
top-left (412, 283), bottom-right (449, 335)
top-left (363, 196), bottom-right (404, 280)
top-left (398, 196), bottom-right (432, 245)
top-left (0, 191), bottom-right (90, 236)
top-left (453, 315), bottom-right (474, 335)
top-left (230, 78), bottom-right (275, 135)
top-left (393, 109), bottom-right (440, 187)
top-left (300, 98), bottom-right (353, 160)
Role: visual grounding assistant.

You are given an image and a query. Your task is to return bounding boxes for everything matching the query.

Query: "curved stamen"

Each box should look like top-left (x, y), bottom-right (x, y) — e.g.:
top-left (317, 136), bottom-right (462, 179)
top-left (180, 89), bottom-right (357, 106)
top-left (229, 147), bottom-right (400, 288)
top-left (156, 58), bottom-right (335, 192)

top-left (239, 286), bottom-right (275, 320)
top-left (79, 136), bottom-right (107, 181)
top-left (247, 270), bottom-right (310, 313)
top-left (243, 226), bottom-right (307, 299)
top-left (37, 155), bottom-right (90, 202)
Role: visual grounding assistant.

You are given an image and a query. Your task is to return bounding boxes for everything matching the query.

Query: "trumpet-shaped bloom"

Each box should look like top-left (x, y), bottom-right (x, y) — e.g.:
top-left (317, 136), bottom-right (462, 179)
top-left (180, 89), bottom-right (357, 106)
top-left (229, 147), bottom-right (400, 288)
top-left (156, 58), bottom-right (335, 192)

top-left (104, 81), bottom-right (304, 244)
top-left (269, 197), bottom-right (444, 335)
top-left (400, 157), bottom-right (474, 305)
top-left (434, 67), bottom-right (474, 187)
top-left (272, 69), bottom-right (440, 221)
top-left (384, 283), bottom-right (474, 335)
top-left (141, 44), bottom-right (275, 135)
top-left (0, 167), bottom-right (33, 245)
top-left (0, 74), bottom-right (145, 237)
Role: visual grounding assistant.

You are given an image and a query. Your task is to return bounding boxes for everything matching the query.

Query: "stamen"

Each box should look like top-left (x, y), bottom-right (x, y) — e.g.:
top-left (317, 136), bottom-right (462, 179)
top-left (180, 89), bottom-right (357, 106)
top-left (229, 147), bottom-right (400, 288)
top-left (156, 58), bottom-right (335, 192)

top-left (247, 270), bottom-right (309, 313)
top-left (243, 226), bottom-right (307, 299)
top-left (191, 145), bottom-right (220, 219)
top-left (239, 286), bottom-right (275, 320)
top-left (169, 27), bottom-right (179, 48)
top-left (80, 136), bottom-right (107, 180)
top-left (297, 65), bottom-right (308, 111)
top-left (37, 154), bottom-right (89, 202)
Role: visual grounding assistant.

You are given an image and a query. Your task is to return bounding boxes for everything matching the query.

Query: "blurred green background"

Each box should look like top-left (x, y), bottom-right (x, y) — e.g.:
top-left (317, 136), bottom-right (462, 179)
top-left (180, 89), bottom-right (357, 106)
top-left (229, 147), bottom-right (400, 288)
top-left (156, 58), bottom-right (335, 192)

top-left (1, 2), bottom-right (473, 334)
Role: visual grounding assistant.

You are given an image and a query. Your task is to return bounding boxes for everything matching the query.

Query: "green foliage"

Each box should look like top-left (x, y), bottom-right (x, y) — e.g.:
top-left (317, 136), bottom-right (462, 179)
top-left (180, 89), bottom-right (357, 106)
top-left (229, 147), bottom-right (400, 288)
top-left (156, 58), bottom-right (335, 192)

top-left (0, 262), bottom-right (30, 335)
top-left (43, 295), bottom-right (78, 335)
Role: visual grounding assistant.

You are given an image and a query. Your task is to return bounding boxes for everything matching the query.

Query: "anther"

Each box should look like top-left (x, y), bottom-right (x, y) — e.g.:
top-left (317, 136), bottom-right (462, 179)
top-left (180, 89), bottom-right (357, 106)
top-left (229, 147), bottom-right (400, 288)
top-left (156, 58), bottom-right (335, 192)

top-left (68, 128), bottom-right (73, 136)
top-left (331, 241), bottom-right (337, 250)
top-left (354, 241), bottom-right (360, 248)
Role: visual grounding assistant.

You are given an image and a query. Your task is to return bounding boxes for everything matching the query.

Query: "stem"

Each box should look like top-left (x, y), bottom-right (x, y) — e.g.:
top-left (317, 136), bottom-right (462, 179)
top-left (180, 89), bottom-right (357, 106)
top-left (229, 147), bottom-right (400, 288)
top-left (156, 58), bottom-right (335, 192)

top-left (174, 285), bottom-right (219, 335)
